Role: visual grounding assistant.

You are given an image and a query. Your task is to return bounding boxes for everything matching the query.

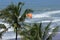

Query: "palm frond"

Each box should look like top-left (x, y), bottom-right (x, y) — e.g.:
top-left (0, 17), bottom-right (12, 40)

top-left (42, 22), bottom-right (51, 40)
top-left (0, 10), bottom-right (11, 18)
top-left (0, 24), bottom-right (6, 29)
top-left (18, 2), bottom-right (24, 14)
top-left (5, 3), bottom-right (19, 17)
top-left (51, 26), bottom-right (59, 37)
top-left (46, 34), bottom-right (52, 40)
top-left (46, 26), bottom-right (59, 40)
top-left (0, 24), bottom-right (7, 38)
top-left (39, 23), bottom-right (42, 39)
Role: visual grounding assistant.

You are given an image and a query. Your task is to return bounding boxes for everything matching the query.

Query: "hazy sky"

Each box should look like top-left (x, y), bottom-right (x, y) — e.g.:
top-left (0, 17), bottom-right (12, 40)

top-left (0, 0), bottom-right (60, 10)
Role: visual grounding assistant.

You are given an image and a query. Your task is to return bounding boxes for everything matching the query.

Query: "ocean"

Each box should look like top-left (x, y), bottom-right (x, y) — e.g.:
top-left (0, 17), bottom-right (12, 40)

top-left (0, 8), bottom-right (60, 40)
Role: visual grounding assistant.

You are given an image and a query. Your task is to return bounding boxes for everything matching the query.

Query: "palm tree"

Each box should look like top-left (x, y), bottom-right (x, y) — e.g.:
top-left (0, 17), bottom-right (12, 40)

top-left (18, 22), bottom-right (59, 40)
top-left (0, 2), bottom-right (33, 40)
top-left (0, 24), bottom-right (7, 39)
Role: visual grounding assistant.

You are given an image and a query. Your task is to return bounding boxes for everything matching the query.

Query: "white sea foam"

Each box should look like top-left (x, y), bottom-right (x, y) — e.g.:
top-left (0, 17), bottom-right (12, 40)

top-left (25, 10), bottom-right (60, 23)
top-left (32, 10), bottom-right (60, 18)
top-left (0, 10), bottom-right (60, 40)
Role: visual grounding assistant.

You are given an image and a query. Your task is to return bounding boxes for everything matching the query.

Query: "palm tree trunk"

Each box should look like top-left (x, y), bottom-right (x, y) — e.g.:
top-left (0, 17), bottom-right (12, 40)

top-left (16, 27), bottom-right (17, 40)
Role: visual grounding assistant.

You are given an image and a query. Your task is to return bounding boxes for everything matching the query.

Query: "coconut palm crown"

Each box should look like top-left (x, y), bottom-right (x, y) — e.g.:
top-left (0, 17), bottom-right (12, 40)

top-left (0, 2), bottom-right (33, 40)
top-left (0, 2), bottom-right (33, 29)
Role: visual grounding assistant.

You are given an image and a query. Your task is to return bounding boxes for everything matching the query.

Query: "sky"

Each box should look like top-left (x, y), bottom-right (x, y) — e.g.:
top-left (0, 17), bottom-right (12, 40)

top-left (0, 0), bottom-right (60, 10)
top-left (0, 0), bottom-right (60, 23)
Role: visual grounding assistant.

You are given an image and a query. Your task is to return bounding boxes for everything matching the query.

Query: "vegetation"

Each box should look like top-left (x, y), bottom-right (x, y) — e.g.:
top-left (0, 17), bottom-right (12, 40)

top-left (0, 2), bottom-right (33, 40)
top-left (0, 24), bottom-right (7, 39)
top-left (18, 22), bottom-right (59, 40)
top-left (0, 2), bottom-right (59, 40)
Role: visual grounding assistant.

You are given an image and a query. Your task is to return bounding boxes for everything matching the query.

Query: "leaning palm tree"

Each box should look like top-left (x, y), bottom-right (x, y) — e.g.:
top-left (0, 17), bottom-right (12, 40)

top-left (0, 24), bottom-right (7, 39)
top-left (18, 22), bottom-right (59, 40)
top-left (0, 2), bottom-right (33, 40)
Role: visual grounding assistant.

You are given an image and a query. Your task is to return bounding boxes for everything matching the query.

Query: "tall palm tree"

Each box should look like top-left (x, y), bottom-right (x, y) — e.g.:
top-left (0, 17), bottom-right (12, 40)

top-left (0, 24), bottom-right (7, 39)
top-left (18, 22), bottom-right (59, 40)
top-left (0, 2), bottom-right (33, 40)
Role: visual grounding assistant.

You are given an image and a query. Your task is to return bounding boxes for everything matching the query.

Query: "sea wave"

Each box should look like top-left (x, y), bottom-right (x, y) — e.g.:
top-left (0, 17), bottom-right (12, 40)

top-left (25, 10), bottom-right (60, 23)
top-left (0, 9), bottom-right (60, 40)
